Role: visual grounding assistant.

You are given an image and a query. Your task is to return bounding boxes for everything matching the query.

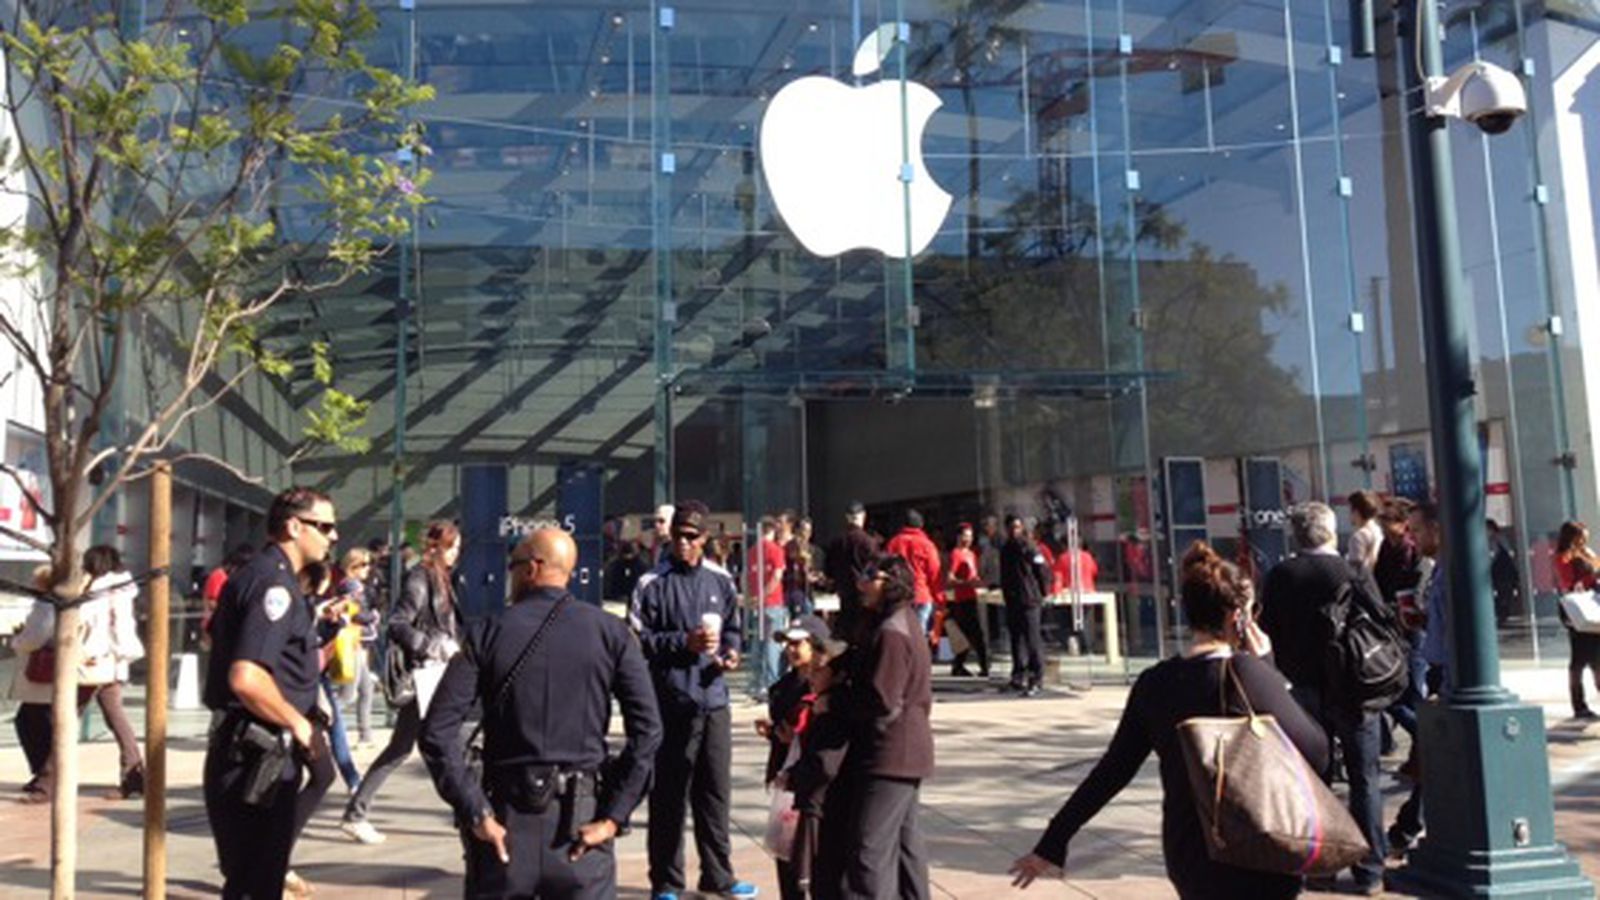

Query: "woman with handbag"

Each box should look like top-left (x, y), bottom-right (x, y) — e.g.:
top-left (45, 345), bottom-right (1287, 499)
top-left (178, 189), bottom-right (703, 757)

top-left (1009, 542), bottom-right (1333, 900)
top-left (10, 566), bottom-right (60, 801)
top-left (341, 521), bottom-right (462, 845)
top-left (1553, 521), bottom-right (1600, 720)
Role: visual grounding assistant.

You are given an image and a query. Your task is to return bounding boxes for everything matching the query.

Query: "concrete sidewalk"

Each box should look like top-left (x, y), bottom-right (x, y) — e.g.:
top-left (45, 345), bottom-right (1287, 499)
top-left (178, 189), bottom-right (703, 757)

top-left (1, 665), bottom-right (1597, 898)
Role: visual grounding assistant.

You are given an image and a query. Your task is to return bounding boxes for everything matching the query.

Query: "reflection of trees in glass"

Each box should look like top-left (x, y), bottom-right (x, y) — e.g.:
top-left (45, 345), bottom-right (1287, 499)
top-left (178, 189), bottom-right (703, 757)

top-left (919, 181), bottom-right (1308, 470)
top-left (913, 0), bottom-right (1032, 261)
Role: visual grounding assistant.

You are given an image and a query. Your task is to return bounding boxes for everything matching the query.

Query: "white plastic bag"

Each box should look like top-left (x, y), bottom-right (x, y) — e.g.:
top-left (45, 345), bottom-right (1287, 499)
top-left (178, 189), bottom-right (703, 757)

top-left (765, 788), bottom-right (800, 861)
top-left (1559, 591), bottom-right (1600, 634)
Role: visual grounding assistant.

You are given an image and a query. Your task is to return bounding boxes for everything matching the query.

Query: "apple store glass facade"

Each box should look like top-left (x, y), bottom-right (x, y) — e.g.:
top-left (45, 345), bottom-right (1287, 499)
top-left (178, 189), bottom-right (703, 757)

top-left (271, 0), bottom-right (1600, 666)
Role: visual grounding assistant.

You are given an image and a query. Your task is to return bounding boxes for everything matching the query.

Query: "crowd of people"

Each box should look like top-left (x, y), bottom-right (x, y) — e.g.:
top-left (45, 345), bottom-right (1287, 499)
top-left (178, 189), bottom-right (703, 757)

top-left (13, 484), bottom-right (1600, 899)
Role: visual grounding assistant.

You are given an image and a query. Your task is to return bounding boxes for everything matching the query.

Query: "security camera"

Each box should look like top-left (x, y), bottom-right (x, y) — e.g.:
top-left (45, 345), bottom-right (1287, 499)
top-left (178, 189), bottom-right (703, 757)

top-left (1425, 61), bottom-right (1527, 135)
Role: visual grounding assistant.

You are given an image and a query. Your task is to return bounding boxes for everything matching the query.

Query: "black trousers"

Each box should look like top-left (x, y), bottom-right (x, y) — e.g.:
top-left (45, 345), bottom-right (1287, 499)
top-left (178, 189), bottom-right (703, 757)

top-left (13, 702), bottom-right (51, 778)
top-left (344, 698), bottom-right (420, 822)
top-left (844, 776), bottom-right (929, 900)
top-left (1007, 605), bottom-right (1044, 687)
top-left (648, 705), bottom-right (735, 893)
top-left (204, 727), bottom-right (302, 899)
top-left (463, 790), bottom-right (616, 899)
top-left (946, 603), bottom-right (989, 675)
top-left (1567, 629), bottom-right (1600, 715)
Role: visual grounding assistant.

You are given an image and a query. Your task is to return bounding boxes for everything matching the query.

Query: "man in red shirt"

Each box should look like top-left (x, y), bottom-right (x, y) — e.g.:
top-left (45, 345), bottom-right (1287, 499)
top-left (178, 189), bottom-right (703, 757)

top-left (1053, 545), bottom-right (1099, 595)
top-left (886, 509), bottom-right (943, 634)
top-left (946, 523), bottom-right (989, 677)
top-left (749, 516), bottom-right (788, 693)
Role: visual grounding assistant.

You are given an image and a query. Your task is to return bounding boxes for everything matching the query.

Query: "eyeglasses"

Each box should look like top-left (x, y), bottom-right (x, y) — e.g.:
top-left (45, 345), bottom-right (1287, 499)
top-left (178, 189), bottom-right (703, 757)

top-left (297, 517), bottom-right (338, 537)
top-left (671, 530), bottom-right (704, 543)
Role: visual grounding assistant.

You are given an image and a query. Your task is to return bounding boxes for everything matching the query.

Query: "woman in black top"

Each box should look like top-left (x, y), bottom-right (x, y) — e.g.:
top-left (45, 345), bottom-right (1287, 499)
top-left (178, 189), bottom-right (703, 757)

top-left (1010, 542), bottom-right (1329, 900)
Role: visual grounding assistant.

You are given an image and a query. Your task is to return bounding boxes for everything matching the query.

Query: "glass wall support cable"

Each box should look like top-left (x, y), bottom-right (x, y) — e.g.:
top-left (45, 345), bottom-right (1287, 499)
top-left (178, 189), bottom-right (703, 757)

top-left (1285, 0), bottom-right (1332, 495)
top-left (1469, 12), bottom-right (1539, 661)
top-left (1506, 0), bottom-right (1577, 526)
top-left (1113, 0), bottom-right (1164, 655)
top-left (389, 0), bottom-right (417, 602)
top-left (1321, 0), bottom-right (1373, 488)
top-left (651, 0), bottom-right (676, 504)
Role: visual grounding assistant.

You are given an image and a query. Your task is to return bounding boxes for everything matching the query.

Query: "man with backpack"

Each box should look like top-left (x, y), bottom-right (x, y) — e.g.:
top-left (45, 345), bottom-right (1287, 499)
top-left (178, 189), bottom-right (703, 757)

top-left (1260, 502), bottom-right (1402, 896)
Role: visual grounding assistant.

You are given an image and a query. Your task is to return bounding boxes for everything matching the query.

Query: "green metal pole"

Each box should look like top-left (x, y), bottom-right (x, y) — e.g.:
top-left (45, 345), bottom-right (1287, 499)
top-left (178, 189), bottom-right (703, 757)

top-left (1389, 0), bottom-right (1591, 893)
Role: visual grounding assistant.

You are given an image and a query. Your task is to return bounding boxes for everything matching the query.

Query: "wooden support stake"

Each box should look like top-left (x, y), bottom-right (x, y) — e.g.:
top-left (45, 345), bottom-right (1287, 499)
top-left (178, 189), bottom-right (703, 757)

top-left (143, 464), bottom-right (171, 899)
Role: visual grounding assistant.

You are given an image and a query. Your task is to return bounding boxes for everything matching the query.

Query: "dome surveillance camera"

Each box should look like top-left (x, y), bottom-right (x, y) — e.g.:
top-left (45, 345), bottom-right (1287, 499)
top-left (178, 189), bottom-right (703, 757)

top-left (1425, 61), bottom-right (1527, 135)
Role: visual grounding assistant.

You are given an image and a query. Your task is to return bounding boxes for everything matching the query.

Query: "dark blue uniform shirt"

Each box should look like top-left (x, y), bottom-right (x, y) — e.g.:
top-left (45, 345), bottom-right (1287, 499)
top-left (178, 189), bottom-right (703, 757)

top-left (418, 587), bottom-right (663, 826)
top-left (204, 544), bottom-right (320, 715)
top-left (629, 557), bottom-right (743, 713)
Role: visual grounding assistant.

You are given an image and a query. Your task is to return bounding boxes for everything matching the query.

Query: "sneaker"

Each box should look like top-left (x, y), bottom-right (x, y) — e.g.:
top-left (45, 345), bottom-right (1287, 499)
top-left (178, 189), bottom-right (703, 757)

top-left (718, 883), bottom-right (760, 899)
top-left (649, 893), bottom-right (680, 900)
top-left (284, 870), bottom-right (314, 896)
top-left (1574, 709), bottom-right (1600, 721)
top-left (340, 819), bottom-right (386, 845)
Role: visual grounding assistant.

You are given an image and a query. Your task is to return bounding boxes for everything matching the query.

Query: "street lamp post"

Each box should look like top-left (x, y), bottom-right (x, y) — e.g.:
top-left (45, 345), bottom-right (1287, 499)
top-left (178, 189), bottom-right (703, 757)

top-left (1390, 0), bottom-right (1592, 895)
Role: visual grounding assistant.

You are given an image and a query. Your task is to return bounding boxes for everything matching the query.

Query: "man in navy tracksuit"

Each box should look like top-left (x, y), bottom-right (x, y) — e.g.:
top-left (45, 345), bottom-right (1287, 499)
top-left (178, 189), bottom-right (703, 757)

top-left (631, 500), bottom-right (759, 900)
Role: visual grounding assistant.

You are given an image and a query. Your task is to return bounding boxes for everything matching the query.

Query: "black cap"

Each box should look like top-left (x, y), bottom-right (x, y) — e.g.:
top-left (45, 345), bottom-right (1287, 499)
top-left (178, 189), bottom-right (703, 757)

top-left (905, 509), bottom-right (924, 529)
top-left (671, 500), bottom-right (709, 536)
top-left (777, 613), bottom-right (832, 644)
top-left (845, 500), bottom-right (866, 516)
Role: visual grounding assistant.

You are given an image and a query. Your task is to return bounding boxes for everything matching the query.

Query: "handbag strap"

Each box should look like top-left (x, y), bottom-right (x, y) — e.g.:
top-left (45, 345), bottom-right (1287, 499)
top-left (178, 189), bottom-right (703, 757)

top-left (467, 594), bottom-right (571, 746)
top-left (1217, 656), bottom-right (1259, 720)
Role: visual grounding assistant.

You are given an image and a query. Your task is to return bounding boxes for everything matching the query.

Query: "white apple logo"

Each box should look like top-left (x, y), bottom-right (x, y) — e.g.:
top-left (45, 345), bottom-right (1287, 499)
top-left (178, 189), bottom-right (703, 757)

top-left (760, 24), bottom-right (953, 258)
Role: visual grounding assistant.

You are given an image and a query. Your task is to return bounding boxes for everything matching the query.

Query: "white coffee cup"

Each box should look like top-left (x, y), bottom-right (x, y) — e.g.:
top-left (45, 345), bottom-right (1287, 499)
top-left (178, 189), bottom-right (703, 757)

top-left (700, 611), bottom-right (722, 652)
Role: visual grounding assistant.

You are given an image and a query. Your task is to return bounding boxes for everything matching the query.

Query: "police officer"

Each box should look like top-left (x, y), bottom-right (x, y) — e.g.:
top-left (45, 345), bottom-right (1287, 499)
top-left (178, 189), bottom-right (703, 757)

top-left (631, 500), bottom-right (760, 900)
top-left (203, 487), bottom-right (337, 899)
top-left (419, 527), bottom-right (662, 898)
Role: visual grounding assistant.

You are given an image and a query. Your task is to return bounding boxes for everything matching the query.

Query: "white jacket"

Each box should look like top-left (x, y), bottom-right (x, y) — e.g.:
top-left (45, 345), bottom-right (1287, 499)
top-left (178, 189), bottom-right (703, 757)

top-left (82, 572), bottom-right (143, 685)
top-left (8, 601), bottom-right (55, 704)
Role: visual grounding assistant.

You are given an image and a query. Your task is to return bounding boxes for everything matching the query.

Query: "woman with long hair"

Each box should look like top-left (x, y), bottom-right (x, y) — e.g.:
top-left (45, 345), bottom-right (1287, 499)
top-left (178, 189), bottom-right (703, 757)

top-left (341, 521), bottom-right (462, 844)
top-left (82, 545), bottom-right (146, 799)
top-left (813, 554), bottom-right (935, 900)
top-left (1009, 542), bottom-right (1328, 899)
top-left (1554, 521), bottom-right (1600, 719)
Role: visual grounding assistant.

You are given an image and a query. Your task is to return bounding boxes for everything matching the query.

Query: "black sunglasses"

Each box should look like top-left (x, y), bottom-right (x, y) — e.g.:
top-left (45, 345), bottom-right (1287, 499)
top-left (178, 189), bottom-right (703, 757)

top-left (297, 517), bottom-right (338, 537)
top-left (509, 557), bottom-right (543, 571)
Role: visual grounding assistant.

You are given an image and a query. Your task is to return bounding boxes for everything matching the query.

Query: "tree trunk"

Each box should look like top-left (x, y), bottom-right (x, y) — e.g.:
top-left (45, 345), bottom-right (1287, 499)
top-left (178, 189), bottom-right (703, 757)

top-left (48, 558), bottom-right (83, 900)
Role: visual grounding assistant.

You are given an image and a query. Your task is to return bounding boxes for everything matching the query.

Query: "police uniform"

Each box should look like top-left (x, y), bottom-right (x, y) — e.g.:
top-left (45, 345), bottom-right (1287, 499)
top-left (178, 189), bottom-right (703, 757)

top-left (203, 544), bottom-right (320, 900)
top-left (418, 585), bottom-right (662, 899)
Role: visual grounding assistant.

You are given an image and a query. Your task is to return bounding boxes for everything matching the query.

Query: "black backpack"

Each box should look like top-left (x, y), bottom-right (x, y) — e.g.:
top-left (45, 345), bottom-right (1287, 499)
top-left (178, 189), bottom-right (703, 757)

top-left (1324, 575), bottom-right (1410, 712)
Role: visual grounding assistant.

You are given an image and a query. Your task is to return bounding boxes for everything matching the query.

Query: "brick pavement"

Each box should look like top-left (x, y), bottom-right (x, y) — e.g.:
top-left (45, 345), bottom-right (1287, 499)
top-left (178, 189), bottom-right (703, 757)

top-left (0, 665), bottom-right (1596, 898)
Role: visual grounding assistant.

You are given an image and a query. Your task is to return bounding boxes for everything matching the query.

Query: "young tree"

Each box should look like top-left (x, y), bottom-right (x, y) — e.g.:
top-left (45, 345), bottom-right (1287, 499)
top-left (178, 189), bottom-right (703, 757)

top-left (0, 0), bottom-right (431, 893)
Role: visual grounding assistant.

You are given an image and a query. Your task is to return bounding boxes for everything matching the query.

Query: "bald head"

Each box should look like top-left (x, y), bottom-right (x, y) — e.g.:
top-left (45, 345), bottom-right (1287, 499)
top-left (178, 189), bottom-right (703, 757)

top-left (512, 527), bottom-right (578, 593)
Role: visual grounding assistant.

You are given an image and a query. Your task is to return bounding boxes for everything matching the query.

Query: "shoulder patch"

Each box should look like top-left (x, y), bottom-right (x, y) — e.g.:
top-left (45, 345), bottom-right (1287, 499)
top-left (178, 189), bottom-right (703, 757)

top-left (263, 586), bottom-right (293, 622)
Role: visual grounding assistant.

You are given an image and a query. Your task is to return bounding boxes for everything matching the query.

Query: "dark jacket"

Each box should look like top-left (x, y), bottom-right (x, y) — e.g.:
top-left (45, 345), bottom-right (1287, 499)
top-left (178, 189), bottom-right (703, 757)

top-left (1000, 536), bottom-right (1052, 608)
top-left (1372, 535), bottom-right (1420, 607)
top-left (629, 557), bottom-right (743, 712)
top-left (764, 668), bottom-right (811, 785)
top-left (847, 603), bottom-right (934, 780)
top-left (417, 587), bottom-right (663, 827)
top-left (1259, 552), bottom-right (1382, 699)
top-left (388, 565), bottom-right (462, 669)
top-left (1033, 652), bottom-right (1327, 900)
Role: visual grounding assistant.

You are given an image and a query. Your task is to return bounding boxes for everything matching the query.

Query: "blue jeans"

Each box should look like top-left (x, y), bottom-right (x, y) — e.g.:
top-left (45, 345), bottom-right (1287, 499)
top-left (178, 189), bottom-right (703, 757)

top-left (761, 606), bottom-right (789, 691)
top-left (1337, 710), bottom-right (1388, 886)
top-left (1387, 638), bottom-right (1429, 737)
top-left (1289, 685), bottom-right (1386, 887)
top-left (321, 678), bottom-right (361, 791)
top-left (915, 603), bottom-right (933, 634)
